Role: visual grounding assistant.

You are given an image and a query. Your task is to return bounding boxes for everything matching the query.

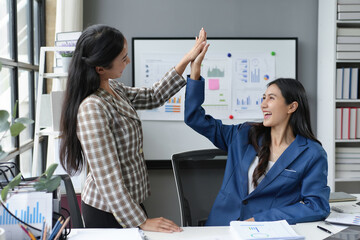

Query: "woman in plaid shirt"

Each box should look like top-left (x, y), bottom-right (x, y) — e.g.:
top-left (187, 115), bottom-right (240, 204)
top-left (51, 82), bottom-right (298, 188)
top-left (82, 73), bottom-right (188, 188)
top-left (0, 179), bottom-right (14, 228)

top-left (59, 24), bottom-right (208, 232)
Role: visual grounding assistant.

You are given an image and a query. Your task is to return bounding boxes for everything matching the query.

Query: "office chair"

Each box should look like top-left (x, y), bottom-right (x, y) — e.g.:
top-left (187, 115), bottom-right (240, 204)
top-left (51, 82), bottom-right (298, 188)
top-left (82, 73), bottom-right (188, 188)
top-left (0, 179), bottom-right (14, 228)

top-left (58, 174), bottom-right (84, 228)
top-left (171, 148), bottom-right (227, 227)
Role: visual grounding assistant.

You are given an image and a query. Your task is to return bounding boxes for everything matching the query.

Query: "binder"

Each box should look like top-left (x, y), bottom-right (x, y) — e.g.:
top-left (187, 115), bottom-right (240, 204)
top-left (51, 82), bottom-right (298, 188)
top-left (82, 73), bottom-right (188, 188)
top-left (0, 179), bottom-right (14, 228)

top-left (342, 108), bottom-right (350, 139)
top-left (336, 68), bottom-right (343, 99)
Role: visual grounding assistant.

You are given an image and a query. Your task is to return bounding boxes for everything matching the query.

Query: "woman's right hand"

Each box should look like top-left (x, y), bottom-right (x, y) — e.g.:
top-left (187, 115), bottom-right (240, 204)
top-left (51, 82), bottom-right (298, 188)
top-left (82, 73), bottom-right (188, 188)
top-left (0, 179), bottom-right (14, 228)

top-left (186, 28), bottom-right (207, 62)
top-left (175, 28), bottom-right (207, 76)
top-left (139, 217), bottom-right (182, 233)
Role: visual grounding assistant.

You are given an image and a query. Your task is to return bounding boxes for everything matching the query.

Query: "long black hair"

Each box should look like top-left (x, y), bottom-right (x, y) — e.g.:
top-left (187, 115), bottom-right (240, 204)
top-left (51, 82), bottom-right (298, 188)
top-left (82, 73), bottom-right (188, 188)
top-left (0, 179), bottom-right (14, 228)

top-left (249, 78), bottom-right (320, 187)
top-left (59, 24), bottom-right (125, 175)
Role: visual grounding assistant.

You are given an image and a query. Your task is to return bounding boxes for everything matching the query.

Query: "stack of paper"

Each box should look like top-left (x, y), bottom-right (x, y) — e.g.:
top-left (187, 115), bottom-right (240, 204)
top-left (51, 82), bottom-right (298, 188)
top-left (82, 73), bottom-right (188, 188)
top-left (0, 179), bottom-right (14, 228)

top-left (230, 220), bottom-right (304, 240)
top-left (67, 228), bottom-right (144, 240)
top-left (326, 212), bottom-right (360, 226)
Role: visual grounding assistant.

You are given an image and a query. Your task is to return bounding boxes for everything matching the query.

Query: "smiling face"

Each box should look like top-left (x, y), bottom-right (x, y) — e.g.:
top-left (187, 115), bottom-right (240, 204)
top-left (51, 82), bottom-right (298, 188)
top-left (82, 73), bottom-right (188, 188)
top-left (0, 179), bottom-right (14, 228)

top-left (96, 38), bottom-right (130, 81)
top-left (261, 84), bottom-right (297, 129)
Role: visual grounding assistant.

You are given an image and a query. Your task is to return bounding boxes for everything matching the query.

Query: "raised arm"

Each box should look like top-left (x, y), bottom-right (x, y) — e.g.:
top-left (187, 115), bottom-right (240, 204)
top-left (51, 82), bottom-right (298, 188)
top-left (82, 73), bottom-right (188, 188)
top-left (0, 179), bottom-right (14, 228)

top-left (175, 28), bottom-right (208, 76)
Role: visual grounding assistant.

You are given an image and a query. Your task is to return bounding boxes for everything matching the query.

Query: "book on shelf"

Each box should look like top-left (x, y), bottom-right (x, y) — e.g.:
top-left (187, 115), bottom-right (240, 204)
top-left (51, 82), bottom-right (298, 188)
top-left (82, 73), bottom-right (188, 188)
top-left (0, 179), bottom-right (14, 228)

top-left (337, 52), bottom-right (360, 60)
top-left (338, 0), bottom-right (360, 4)
top-left (338, 36), bottom-right (360, 44)
top-left (342, 107), bottom-right (350, 139)
top-left (336, 171), bottom-right (360, 178)
top-left (338, 4), bottom-right (360, 12)
top-left (338, 28), bottom-right (360, 36)
top-left (357, 108), bottom-right (360, 138)
top-left (230, 220), bottom-right (304, 240)
top-left (350, 108), bottom-right (357, 139)
top-left (337, 44), bottom-right (360, 52)
top-left (343, 68), bottom-right (351, 99)
top-left (329, 192), bottom-right (357, 202)
top-left (336, 108), bottom-right (342, 139)
top-left (338, 12), bottom-right (360, 20)
top-left (336, 164), bottom-right (360, 171)
top-left (351, 68), bottom-right (359, 99)
top-left (336, 68), bottom-right (343, 99)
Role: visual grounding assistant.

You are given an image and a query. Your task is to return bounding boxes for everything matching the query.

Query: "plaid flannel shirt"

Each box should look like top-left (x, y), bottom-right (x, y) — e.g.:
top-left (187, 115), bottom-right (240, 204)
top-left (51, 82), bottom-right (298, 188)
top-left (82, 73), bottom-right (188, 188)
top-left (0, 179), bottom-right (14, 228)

top-left (78, 67), bottom-right (186, 227)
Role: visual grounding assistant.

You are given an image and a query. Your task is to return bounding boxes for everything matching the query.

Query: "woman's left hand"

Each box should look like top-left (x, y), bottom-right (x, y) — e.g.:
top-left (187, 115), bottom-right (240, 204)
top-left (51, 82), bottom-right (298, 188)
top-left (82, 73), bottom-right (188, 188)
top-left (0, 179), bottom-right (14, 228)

top-left (186, 28), bottom-right (207, 62)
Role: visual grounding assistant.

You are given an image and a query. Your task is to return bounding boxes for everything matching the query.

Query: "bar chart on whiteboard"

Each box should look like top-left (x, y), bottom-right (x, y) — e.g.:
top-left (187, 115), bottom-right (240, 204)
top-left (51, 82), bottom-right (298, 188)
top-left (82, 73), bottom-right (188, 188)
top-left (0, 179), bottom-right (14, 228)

top-left (136, 51), bottom-right (275, 120)
top-left (0, 191), bottom-right (52, 240)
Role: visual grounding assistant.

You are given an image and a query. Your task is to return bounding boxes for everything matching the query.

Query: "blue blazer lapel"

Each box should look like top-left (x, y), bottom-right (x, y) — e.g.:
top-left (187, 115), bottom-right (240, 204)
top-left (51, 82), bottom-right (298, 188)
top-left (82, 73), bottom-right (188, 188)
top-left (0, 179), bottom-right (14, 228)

top-left (248, 135), bottom-right (308, 197)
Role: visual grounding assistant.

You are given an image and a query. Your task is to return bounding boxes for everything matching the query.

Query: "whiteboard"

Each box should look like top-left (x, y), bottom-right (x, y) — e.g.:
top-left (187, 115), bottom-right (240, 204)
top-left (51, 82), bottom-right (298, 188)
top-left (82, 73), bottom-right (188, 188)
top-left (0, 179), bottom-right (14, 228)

top-left (132, 38), bottom-right (297, 160)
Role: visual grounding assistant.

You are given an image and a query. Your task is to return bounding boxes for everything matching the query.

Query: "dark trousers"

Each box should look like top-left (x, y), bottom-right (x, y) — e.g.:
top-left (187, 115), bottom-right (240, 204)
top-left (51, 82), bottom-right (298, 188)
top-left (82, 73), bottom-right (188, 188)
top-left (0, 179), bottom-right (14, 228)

top-left (81, 201), bottom-right (147, 228)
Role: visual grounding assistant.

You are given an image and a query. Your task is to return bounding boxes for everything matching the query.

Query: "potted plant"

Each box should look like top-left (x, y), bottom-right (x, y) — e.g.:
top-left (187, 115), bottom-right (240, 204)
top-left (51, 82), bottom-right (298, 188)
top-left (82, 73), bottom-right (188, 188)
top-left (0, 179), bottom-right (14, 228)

top-left (57, 41), bottom-right (76, 72)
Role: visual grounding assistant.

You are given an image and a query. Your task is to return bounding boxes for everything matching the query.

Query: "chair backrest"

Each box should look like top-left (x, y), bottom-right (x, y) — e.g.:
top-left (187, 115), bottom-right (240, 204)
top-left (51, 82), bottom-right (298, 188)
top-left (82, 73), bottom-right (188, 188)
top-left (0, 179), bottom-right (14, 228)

top-left (171, 149), bottom-right (227, 227)
top-left (59, 174), bottom-right (84, 228)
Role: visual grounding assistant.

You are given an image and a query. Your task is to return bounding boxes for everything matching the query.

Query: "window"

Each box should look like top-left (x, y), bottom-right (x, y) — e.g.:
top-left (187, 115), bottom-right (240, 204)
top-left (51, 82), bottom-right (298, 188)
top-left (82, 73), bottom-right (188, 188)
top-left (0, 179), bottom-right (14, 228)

top-left (0, 0), bottom-right (45, 177)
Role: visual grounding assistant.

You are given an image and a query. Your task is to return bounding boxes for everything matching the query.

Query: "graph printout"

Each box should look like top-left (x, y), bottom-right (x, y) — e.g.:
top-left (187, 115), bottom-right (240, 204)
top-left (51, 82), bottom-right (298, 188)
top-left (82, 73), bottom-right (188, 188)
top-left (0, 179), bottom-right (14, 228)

top-left (136, 53), bottom-right (190, 121)
top-left (230, 220), bottom-right (304, 239)
top-left (136, 52), bottom-right (275, 121)
top-left (0, 191), bottom-right (52, 240)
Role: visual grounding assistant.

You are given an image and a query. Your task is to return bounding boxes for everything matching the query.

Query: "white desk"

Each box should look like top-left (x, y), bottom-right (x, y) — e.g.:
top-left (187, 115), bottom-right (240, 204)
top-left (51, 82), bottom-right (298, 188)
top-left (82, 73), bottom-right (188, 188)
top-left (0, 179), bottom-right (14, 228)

top-left (144, 222), bottom-right (345, 240)
top-left (68, 195), bottom-right (359, 240)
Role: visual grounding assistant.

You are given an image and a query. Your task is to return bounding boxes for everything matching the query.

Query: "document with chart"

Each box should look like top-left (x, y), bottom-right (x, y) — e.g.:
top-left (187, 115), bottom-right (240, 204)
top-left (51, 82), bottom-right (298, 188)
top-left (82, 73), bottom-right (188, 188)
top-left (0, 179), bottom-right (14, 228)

top-left (230, 220), bottom-right (304, 240)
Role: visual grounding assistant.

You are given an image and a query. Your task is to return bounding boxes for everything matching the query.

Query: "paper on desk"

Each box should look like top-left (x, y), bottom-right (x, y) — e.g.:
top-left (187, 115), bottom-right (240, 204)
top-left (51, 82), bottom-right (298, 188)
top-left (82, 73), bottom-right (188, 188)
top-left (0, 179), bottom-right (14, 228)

top-left (326, 211), bottom-right (360, 226)
top-left (68, 228), bottom-right (143, 240)
top-left (230, 220), bottom-right (304, 240)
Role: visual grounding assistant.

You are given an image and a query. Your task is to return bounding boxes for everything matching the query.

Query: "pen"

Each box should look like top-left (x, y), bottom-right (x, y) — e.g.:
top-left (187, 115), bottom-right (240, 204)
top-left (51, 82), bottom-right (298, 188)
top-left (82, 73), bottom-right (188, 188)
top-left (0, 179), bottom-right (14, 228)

top-left (317, 225), bottom-right (333, 234)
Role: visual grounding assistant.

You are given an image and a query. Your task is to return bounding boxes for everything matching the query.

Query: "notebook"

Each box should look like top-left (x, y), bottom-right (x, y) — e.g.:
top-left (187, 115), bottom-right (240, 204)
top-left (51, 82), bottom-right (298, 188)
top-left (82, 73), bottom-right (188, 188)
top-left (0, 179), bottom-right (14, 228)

top-left (329, 192), bottom-right (357, 203)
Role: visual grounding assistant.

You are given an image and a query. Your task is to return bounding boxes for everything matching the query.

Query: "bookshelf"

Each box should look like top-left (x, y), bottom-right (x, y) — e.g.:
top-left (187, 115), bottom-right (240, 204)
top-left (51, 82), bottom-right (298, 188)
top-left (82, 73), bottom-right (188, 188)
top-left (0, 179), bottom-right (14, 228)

top-left (318, 0), bottom-right (360, 192)
top-left (32, 46), bottom-right (85, 194)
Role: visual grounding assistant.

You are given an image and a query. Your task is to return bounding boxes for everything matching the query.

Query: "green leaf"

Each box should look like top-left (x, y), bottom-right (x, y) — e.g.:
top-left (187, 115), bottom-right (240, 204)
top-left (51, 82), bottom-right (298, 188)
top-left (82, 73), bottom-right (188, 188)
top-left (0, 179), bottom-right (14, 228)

top-left (10, 122), bottom-right (26, 137)
top-left (12, 101), bottom-right (18, 119)
top-left (15, 117), bottom-right (34, 125)
top-left (0, 121), bottom-right (10, 133)
top-left (44, 163), bottom-right (58, 179)
top-left (1, 173), bottom-right (22, 201)
top-left (8, 173), bottom-right (22, 189)
top-left (34, 176), bottom-right (61, 192)
top-left (1, 186), bottom-right (9, 202)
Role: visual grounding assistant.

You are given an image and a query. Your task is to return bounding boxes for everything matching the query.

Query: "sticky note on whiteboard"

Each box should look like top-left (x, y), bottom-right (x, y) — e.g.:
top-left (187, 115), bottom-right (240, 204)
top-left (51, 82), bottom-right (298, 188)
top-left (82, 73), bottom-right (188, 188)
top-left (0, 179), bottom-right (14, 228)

top-left (209, 79), bottom-right (220, 90)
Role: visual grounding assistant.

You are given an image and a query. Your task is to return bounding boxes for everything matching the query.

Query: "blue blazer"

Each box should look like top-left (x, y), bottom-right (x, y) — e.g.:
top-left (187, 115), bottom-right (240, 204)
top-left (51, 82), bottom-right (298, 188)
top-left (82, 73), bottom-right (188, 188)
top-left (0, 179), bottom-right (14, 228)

top-left (184, 77), bottom-right (330, 226)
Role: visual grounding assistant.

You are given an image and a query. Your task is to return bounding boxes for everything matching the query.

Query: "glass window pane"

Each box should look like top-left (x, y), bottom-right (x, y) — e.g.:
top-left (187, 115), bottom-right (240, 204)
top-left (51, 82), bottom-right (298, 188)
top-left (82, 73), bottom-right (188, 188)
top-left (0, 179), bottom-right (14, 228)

top-left (0, 0), bottom-right (11, 59)
top-left (18, 69), bottom-right (32, 144)
top-left (17, 0), bottom-right (30, 63)
top-left (0, 67), bottom-right (14, 151)
top-left (33, 0), bottom-right (39, 65)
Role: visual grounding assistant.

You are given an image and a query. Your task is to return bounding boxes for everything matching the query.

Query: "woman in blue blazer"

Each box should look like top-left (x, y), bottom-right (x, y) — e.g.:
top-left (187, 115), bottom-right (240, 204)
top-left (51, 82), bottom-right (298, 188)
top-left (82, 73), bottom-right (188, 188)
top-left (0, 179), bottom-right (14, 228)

top-left (184, 44), bottom-right (330, 226)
